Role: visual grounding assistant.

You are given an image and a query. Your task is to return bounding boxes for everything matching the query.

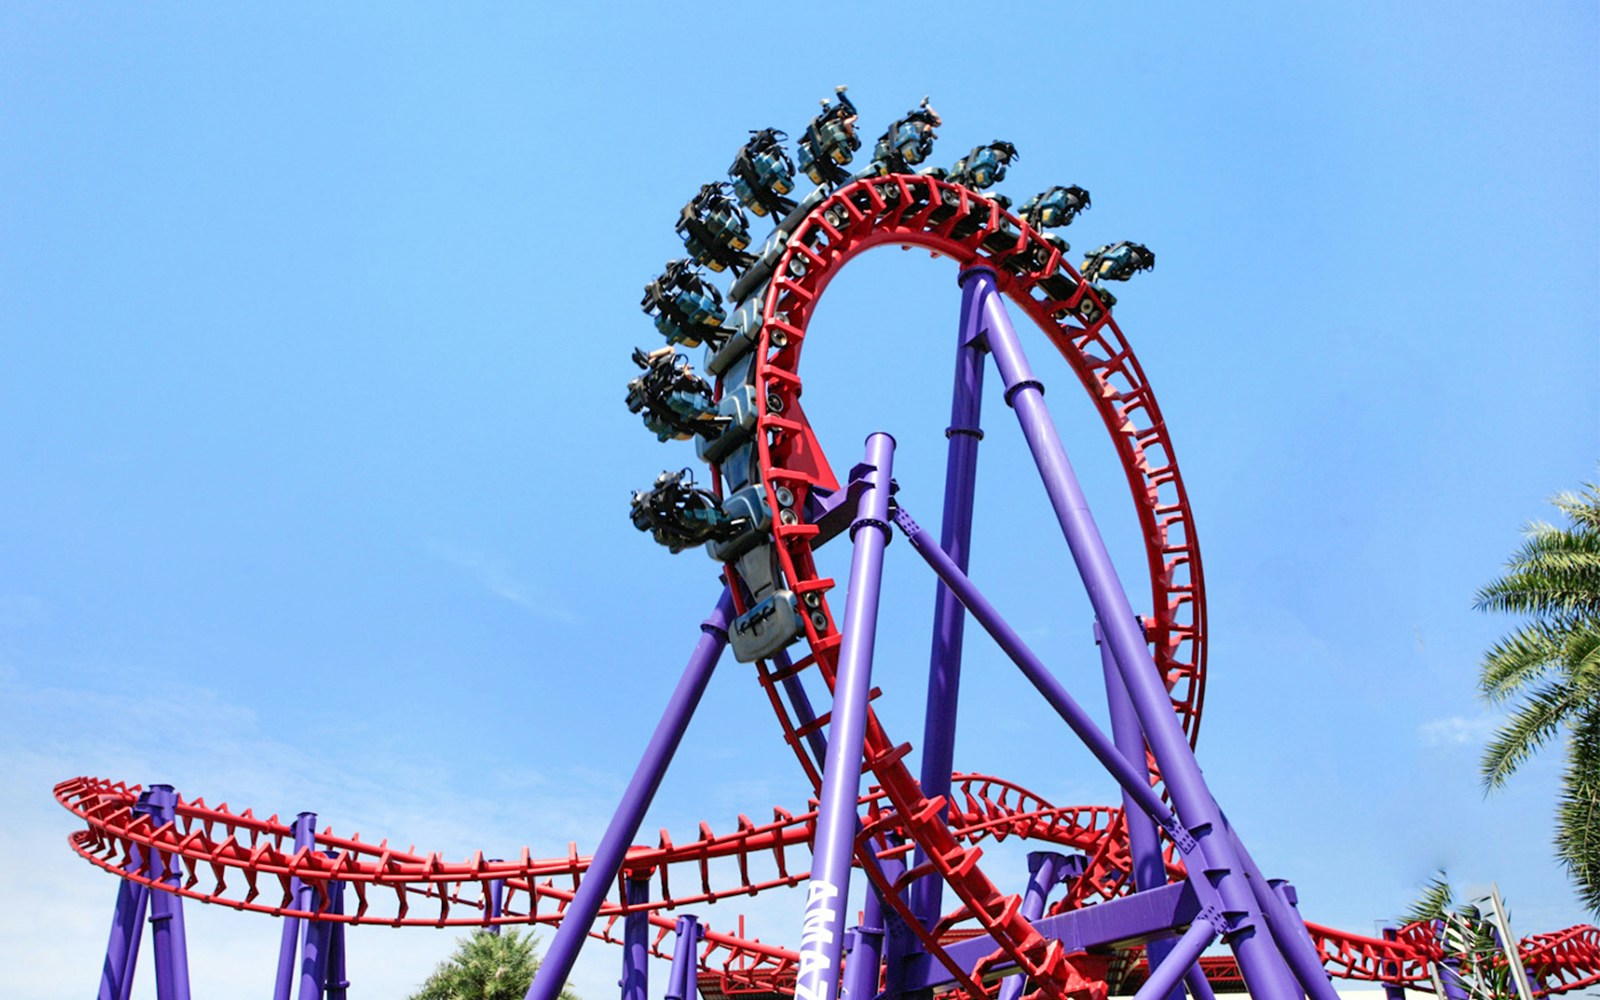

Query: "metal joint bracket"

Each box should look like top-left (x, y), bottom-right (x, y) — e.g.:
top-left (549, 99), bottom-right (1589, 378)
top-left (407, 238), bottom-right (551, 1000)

top-left (1003, 379), bottom-right (1044, 407)
top-left (891, 506), bottom-right (922, 537)
top-left (944, 426), bottom-right (985, 441)
top-left (849, 517), bottom-right (892, 544)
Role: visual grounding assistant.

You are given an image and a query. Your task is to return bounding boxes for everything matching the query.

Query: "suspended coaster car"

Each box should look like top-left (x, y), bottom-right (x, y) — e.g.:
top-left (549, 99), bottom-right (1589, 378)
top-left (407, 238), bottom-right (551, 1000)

top-left (629, 468), bottom-right (746, 553)
top-left (1081, 241), bottom-right (1156, 282)
top-left (676, 183), bottom-right (757, 275)
top-left (641, 259), bottom-right (729, 349)
top-left (796, 86), bottom-right (860, 186)
top-left (625, 347), bottom-right (726, 443)
top-left (1020, 184), bottom-right (1092, 230)
top-left (871, 97), bottom-right (942, 175)
top-left (729, 128), bottom-right (798, 219)
top-left (947, 141), bottom-right (1019, 190)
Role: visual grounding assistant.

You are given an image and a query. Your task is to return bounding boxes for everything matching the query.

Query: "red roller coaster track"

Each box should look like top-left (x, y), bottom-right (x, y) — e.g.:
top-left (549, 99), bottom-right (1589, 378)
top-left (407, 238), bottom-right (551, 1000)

top-left (59, 174), bottom-right (1600, 998)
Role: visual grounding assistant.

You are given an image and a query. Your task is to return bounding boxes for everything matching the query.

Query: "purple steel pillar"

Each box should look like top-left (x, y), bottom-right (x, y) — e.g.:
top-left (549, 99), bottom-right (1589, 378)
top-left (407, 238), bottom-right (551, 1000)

top-left (324, 870), bottom-right (349, 1000)
top-left (488, 859), bottom-right (506, 936)
top-left (1434, 921), bottom-right (1472, 1000)
top-left (299, 854), bottom-right (342, 1000)
top-left (525, 590), bottom-right (734, 1000)
top-left (99, 839), bottom-right (150, 1000)
top-left (620, 876), bottom-right (652, 1000)
top-left (1379, 928), bottom-right (1406, 1000)
top-left (1100, 625), bottom-right (1186, 1000)
top-left (275, 812), bottom-right (318, 1000)
top-left (795, 433), bottom-right (896, 1000)
top-left (997, 852), bottom-right (1068, 1000)
top-left (911, 270), bottom-right (989, 931)
top-left (143, 785), bottom-right (191, 1000)
top-left (843, 851), bottom-right (900, 1000)
top-left (967, 266), bottom-right (1302, 1000)
top-left (667, 915), bottom-right (703, 1000)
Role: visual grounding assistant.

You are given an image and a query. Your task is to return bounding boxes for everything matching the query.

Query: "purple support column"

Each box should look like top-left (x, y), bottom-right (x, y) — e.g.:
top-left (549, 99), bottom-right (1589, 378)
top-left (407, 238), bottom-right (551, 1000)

top-left (997, 852), bottom-right (1067, 1000)
top-left (911, 272), bottom-right (989, 932)
top-left (525, 591), bottom-right (734, 1000)
top-left (299, 853), bottom-right (340, 1000)
top-left (324, 871), bottom-right (349, 1000)
top-left (842, 853), bottom-right (898, 1000)
top-left (967, 267), bottom-right (1301, 1000)
top-left (143, 785), bottom-right (191, 1000)
top-left (275, 812), bottom-right (318, 1000)
top-left (99, 839), bottom-right (149, 1000)
top-left (1434, 921), bottom-right (1472, 1000)
top-left (794, 433), bottom-right (896, 1000)
top-left (488, 859), bottom-right (506, 936)
top-left (1101, 626), bottom-right (1185, 1000)
top-left (1379, 927), bottom-right (1406, 1000)
top-left (620, 876), bottom-right (652, 1000)
top-left (667, 915), bottom-right (703, 1000)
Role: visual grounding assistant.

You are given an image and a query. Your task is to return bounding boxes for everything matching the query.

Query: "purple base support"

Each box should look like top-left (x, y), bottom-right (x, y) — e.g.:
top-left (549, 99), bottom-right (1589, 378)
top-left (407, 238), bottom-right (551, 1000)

top-left (966, 266), bottom-right (1302, 1000)
top-left (620, 876), bottom-right (652, 1000)
top-left (275, 812), bottom-right (318, 1000)
top-left (794, 433), bottom-right (896, 1000)
top-left (997, 852), bottom-right (1069, 1000)
top-left (844, 847), bottom-right (902, 1000)
top-left (1134, 920), bottom-right (1217, 1000)
top-left (667, 915), bottom-right (703, 1000)
top-left (1184, 966), bottom-right (1219, 1000)
top-left (525, 590), bottom-right (734, 1000)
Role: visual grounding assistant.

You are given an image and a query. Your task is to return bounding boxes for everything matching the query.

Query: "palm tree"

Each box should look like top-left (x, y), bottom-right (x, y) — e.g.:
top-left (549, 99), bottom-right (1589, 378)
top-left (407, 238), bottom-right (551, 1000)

top-left (1476, 477), bottom-right (1600, 913)
top-left (409, 929), bottom-right (579, 1000)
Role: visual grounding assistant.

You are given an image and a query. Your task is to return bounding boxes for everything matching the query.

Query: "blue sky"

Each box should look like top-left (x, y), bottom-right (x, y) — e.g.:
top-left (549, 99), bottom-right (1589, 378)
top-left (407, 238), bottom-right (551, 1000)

top-left (1, 4), bottom-right (1596, 998)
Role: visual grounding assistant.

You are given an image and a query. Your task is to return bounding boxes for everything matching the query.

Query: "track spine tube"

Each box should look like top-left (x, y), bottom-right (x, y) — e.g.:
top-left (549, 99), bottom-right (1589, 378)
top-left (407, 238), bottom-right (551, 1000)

top-left (1101, 625), bottom-right (1187, 1000)
top-left (966, 266), bottom-right (1302, 1000)
top-left (524, 589), bottom-right (735, 1000)
top-left (910, 269), bottom-right (989, 933)
top-left (794, 433), bottom-right (896, 1000)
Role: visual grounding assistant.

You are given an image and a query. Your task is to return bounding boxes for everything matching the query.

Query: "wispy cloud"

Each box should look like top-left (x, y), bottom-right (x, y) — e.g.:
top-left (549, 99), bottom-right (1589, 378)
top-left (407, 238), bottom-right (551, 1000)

top-left (426, 540), bottom-right (581, 625)
top-left (1417, 714), bottom-right (1500, 747)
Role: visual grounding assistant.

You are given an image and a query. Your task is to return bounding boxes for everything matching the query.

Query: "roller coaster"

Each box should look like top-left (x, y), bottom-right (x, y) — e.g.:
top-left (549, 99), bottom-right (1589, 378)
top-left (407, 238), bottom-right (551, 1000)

top-left (62, 89), bottom-right (1600, 1000)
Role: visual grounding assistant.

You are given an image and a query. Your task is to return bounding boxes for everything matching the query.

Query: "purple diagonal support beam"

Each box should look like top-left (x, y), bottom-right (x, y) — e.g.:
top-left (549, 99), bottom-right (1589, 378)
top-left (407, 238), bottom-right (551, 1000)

top-left (966, 266), bottom-right (1302, 1000)
top-left (275, 812), bottom-right (318, 1000)
top-left (1101, 625), bottom-right (1187, 1000)
top-left (911, 271), bottom-right (989, 933)
top-left (794, 433), bottom-right (896, 1000)
top-left (621, 876), bottom-right (651, 1000)
top-left (1135, 920), bottom-right (1218, 1000)
top-left (997, 852), bottom-right (1068, 1000)
top-left (99, 835), bottom-right (150, 1000)
top-left (525, 590), bottom-right (734, 1000)
top-left (142, 785), bottom-right (191, 1000)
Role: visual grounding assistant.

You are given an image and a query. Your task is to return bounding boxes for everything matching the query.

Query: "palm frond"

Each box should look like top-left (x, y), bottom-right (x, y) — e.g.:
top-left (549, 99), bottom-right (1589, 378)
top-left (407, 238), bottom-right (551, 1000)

top-left (1402, 870), bottom-right (1455, 923)
top-left (1557, 707), bottom-right (1600, 915)
top-left (1481, 679), bottom-right (1579, 789)
top-left (1479, 624), bottom-right (1563, 702)
top-left (1473, 523), bottom-right (1600, 622)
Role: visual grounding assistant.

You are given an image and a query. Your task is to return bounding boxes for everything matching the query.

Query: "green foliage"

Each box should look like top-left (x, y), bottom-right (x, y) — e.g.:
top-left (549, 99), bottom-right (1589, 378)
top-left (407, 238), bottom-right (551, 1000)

top-left (409, 930), bottom-right (579, 1000)
top-left (1399, 872), bottom-right (1513, 1000)
top-left (1475, 478), bottom-right (1600, 914)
